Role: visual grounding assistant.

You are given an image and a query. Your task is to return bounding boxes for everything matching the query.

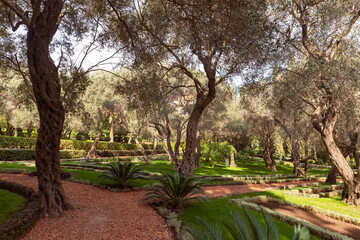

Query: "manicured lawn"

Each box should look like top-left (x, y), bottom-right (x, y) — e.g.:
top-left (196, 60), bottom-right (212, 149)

top-left (179, 194), bottom-right (320, 240)
top-left (0, 189), bottom-right (27, 223)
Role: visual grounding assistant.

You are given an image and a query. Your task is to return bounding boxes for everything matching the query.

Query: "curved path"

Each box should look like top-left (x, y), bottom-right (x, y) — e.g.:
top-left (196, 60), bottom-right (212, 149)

top-left (1, 173), bottom-right (355, 239)
top-left (0, 173), bottom-right (172, 240)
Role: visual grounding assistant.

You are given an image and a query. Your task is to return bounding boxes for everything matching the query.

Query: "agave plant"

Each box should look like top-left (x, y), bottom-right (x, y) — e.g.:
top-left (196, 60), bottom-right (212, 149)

top-left (144, 171), bottom-right (207, 209)
top-left (98, 162), bottom-right (146, 188)
top-left (188, 207), bottom-right (310, 240)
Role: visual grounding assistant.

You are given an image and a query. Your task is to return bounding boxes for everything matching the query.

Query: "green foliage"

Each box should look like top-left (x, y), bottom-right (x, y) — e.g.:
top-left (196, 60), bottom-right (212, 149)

top-left (0, 189), bottom-right (27, 223)
top-left (98, 162), bottom-right (146, 188)
top-left (0, 135), bottom-right (163, 151)
top-left (144, 172), bottom-right (207, 209)
top-left (202, 141), bottom-right (236, 161)
top-left (187, 208), bottom-right (309, 240)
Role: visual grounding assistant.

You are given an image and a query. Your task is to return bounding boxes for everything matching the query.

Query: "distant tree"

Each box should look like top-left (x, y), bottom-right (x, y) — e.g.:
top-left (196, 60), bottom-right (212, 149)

top-left (105, 0), bottom-right (279, 176)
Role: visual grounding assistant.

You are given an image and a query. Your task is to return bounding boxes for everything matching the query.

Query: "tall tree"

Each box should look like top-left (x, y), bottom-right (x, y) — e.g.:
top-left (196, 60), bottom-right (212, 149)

top-left (106, 0), bottom-right (278, 176)
top-left (274, 0), bottom-right (360, 204)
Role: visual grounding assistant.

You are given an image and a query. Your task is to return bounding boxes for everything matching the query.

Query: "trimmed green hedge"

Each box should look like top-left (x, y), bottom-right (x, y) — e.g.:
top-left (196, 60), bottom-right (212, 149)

top-left (0, 149), bottom-right (165, 161)
top-left (0, 135), bottom-right (163, 151)
top-left (0, 180), bottom-right (41, 240)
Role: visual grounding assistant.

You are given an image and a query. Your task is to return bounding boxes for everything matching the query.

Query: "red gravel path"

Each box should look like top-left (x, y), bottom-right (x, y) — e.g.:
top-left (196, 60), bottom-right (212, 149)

top-left (0, 173), bottom-right (172, 240)
top-left (0, 173), bottom-right (348, 240)
top-left (202, 180), bottom-right (323, 198)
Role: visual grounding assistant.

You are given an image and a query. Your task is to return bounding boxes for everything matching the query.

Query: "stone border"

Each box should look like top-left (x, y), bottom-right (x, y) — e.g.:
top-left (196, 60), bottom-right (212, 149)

top-left (154, 206), bottom-right (193, 240)
top-left (230, 196), bottom-right (357, 239)
top-left (0, 180), bottom-right (41, 240)
top-left (284, 184), bottom-right (343, 198)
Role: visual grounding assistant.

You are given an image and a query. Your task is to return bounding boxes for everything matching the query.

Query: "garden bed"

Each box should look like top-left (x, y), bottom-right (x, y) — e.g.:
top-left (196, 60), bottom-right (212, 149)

top-left (230, 196), bottom-right (359, 240)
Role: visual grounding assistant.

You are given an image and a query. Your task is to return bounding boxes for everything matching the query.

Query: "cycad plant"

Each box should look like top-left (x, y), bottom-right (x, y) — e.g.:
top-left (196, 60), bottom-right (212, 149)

top-left (98, 162), bottom-right (146, 188)
top-left (188, 207), bottom-right (310, 240)
top-left (144, 171), bottom-right (207, 209)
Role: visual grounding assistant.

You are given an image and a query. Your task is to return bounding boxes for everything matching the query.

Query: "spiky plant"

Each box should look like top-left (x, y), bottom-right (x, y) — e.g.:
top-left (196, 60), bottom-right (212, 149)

top-left (98, 162), bottom-right (146, 188)
top-left (144, 171), bottom-right (207, 209)
top-left (188, 207), bottom-right (310, 240)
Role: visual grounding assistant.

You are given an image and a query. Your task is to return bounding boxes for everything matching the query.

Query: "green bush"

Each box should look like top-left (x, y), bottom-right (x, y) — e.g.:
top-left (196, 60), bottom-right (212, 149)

top-left (188, 208), bottom-right (310, 240)
top-left (0, 180), bottom-right (41, 240)
top-left (0, 149), bottom-right (165, 161)
top-left (98, 162), bottom-right (147, 188)
top-left (0, 135), bottom-right (163, 151)
top-left (145, 172), bottom-right (207, 209)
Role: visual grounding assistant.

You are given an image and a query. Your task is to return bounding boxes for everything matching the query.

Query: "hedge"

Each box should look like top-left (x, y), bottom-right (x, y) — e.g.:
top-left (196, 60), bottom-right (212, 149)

top-left (0, 135), bottom-right (163, 151)
top-left (0, 149), bottom-right (165, 161)
top-left (0, 180), bottom-right (41, 240)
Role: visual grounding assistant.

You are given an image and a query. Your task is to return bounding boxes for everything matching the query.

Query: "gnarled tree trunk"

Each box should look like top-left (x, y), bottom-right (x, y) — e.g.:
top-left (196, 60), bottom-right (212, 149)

top-left (26, 0), bottom-right (72, 217)
top-left (87, 115), bottom-right (109, 158)
top-left (180, 89), bottom-right (215, 177)
top-left (134, 134), bottom-right (151, 165)
top-left (312, 95), bottom-right (360, 205)
top-left (26, 121), bottom-right (32, 138)
top-left (151, 137), bottom-right (158, 155)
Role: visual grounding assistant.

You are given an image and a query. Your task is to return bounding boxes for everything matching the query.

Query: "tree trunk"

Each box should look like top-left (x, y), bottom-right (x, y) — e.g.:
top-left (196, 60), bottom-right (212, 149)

top-left (291, 137), bottom-right (305, 176)
top-left (134, 135), bottom-right (151, 165)
top-left (160, 138), bottom-right (172, 162)
top-left (68, 129), bottom-right (72, 139)
top-left (269, 140), bottom-right (277, 172)
top-left (128, 135), bottom-right (132, 144)
top-left (230, 152), bottom-right (237, 167)
top-left (262, 141), bottom-right (272, 169)
top-left (194, 133), bottom-right (201, 169)
top-left (326, 165), bottom-right (338, 184)
top-left (312, 96), bottom-right (360, 205)
top-left (26, 0), bottom-right (73, 217)
top-left (180, 92), bottom-right (214, 177)
top-left (14, 128), bottom-right (18, 137)
top-left (109, 116), bottom-right (114, 143)
top-left (87, 116), bottom-right (108, 158)
top-left (151, 137), bottom-right (157, 155)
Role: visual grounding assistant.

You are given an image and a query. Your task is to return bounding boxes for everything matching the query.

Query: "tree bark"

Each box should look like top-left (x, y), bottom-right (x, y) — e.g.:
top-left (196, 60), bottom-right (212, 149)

top-left (151, 137), bottom-right (157, 155)
top-left (194, 133), bottom-right (201, 169)
top-left (14, 128), bottom-right (18, 137)
top-left (326, 165), bottom-right (338, 184)
top-left (87, 115), bottom-right (109, 158)
top-left (180, 90), bottom-right (215, 177)
top-left (109, 116), bottom-right (114, 143)
top-left (262, 140), bottom-right (272, 169)
top-left (127, 135), bottom-right (132, 144)
top-left (312, 95), bottom-right (360, 205)
top-left (68, 129), bottom-right (72, 139)
top-left (26, 0), bottom-right (72, 217)
top-left (230, 152), bottom-right (237, 168)
top-left (134, 134), bottom-right (151, 165)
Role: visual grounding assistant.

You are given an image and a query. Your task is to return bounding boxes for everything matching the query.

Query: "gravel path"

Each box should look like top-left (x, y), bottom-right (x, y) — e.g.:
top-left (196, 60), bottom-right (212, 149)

top-left (0, 173), bottom-right (173, 240)
top-left (0, 173), bottom-right (352, 240)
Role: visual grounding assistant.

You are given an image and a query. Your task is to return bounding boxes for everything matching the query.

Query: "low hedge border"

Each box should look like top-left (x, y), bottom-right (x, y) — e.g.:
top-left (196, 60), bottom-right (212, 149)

top-left (0, 135), bottom-right (163, 151)
top-left (284, 184), bottom-right (344, 198)
top-left (197, 173), bottom-right (328, 182)
top-left (0, 180), bottom-right (41, 240)
top-left (0, 149), bottom-right (165, 161)
top-left (230, 196), bottom-right (353, 240)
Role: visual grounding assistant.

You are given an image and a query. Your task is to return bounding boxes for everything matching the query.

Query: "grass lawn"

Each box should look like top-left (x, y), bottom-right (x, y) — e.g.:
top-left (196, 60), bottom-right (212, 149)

top-left (179, 194), bottom-right (320, 240)
top-left (0, 189), bottom-right (27, 223)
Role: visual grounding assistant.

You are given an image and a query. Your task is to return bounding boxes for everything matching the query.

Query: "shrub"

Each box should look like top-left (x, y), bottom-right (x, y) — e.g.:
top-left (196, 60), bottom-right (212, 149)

top-left (0, 135), bottom-right (163, 151)
top-left (187, 207), bottom-right (310, 240)
top-left (0, 180), bottom-right (41, 240)
top-left (98, 162), bottom-right (146, 188)
top-left (144, 172), bottom-right (207, 209)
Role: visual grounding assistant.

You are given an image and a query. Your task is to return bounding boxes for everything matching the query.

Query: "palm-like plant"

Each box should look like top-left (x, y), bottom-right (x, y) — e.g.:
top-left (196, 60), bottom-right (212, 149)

top-left (98, 162), bottom-right (146, 188)
top-left (144, 171), bottom-right (207, 209)
top-left (188, 207), bottom-right (310, 240)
